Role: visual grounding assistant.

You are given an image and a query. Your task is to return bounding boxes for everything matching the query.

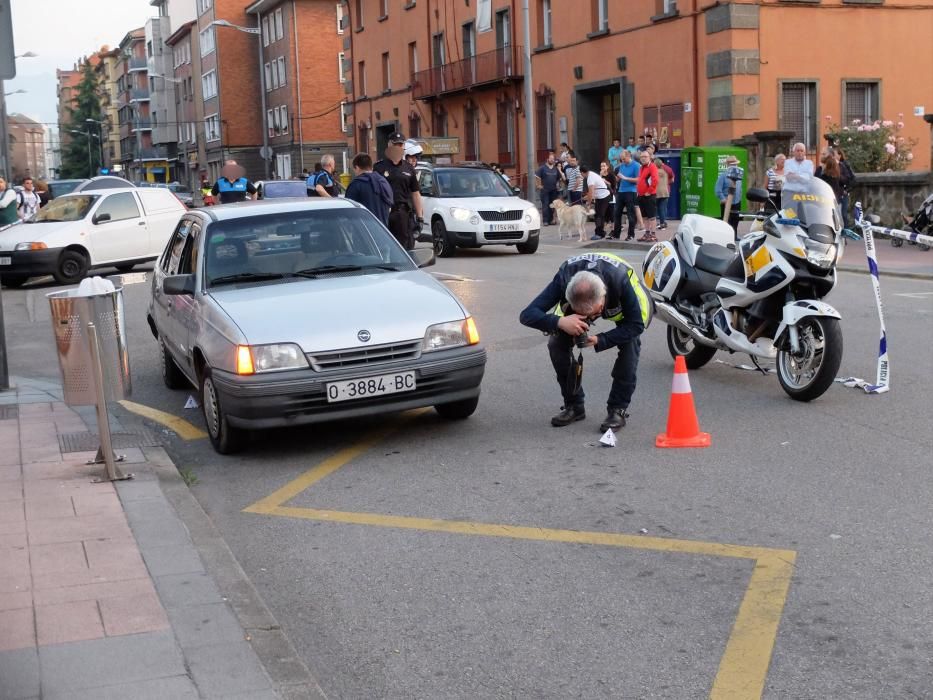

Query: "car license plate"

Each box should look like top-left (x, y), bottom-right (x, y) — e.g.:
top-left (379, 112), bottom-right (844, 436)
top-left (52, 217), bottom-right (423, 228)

top-left (489, 223), bottom-right (519, 232)
top-left (326, 371), bottom-right (416, 403)
top-left (0, 257), bottom-right (10, 266)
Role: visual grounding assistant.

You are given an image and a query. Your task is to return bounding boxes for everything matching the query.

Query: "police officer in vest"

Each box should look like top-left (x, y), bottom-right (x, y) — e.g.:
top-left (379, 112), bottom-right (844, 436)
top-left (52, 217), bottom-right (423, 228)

top-left (520, 252), bottom-right (651, 433)
top-left (373, 131), bottom-right (423, 250)
top-left (211, 160), bottom-right (257, 204)
top-left (307, 154), bottom-right (340, 197)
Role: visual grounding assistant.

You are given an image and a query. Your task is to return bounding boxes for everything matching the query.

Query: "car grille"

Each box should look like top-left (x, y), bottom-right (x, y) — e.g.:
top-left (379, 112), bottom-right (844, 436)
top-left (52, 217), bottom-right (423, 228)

top-left (307, 340), bottom-right (422, 371)
top-left (479, 210), bottom-right (523, 221)
top-left (484, 231), bottom-right (525, 241)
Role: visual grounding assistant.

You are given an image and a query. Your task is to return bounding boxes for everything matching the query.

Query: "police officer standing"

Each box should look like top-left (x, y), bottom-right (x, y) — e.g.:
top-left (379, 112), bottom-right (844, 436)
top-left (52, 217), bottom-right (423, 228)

top-left (520, 252), bottom-right (650, 433)
top-left (211, 160), bottom-right (257, 204)
top-left (373, 132), bottom-right (423, 250)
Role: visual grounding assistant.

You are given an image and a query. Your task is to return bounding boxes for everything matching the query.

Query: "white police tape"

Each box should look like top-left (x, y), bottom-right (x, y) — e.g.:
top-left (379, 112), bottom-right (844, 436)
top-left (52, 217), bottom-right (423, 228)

top-left (870, 225), bottom-right (933, 248)
top-left (835, 202), bottom-right (890, 394)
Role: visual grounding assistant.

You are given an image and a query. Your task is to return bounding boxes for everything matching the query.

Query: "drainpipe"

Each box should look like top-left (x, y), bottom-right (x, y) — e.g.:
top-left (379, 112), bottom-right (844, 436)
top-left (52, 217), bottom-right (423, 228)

top-left (692, 0), bottom-right (700, 146)
top-left (522, 0), bottom-right (535, 202)
top-left (292, 0), bottom-right (304, 172)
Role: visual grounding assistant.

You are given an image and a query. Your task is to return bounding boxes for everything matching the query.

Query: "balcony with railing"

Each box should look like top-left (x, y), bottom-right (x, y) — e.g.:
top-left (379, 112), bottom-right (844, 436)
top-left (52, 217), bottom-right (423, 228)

top-left (127, 56), bottom-right (148, 72)
top-left (136, 146), bottom-right (169, 161)
top-left (412, 45), bottom-right (522, 100)
top-left (130, 87), bottom-right (150, 102)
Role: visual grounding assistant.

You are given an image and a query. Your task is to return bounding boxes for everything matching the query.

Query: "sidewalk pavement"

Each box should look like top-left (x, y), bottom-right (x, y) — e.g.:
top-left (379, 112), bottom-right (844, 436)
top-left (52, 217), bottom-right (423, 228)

top-left (0, 378), bottom-right (325, 700)
top-left (540, 220), bottom-right (933, 279)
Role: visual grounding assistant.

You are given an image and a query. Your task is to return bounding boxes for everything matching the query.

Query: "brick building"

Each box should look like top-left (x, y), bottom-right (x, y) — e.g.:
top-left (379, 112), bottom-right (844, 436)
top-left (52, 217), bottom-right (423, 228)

top-left (6, 114), bottom-right (47, 181)
top-left (116, 28), bottom-right (164, 182)
top-left (95, 48), bottom-right (123, 172)
top-left (166, 20), bottom-right (208, 190)
top-left (245, 0), bottom-right (348, 179)
top-left (345, 0), bottom-right (932, 183)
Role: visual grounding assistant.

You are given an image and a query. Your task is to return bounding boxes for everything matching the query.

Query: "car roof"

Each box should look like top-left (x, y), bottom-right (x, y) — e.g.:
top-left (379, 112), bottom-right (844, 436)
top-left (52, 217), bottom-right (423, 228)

top-left (48, 179), bottom-right (87, 184)
top-left (60, 187), bottom-right (139, 196)
top-left (418, 162), bottom-right (494, 171)
top-left (194, 197), bottom-right (362, 222)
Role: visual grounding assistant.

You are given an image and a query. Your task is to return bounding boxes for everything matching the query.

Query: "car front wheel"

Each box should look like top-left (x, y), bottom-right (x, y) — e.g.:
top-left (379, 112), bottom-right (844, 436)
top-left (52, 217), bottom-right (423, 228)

top-left (53, 250), bottom-right (89, 285)
top-left (516, 237), bottom-right (539, 254)
top-left (435, 396), bottom-right (479, 419)
top-left (200, 369), bottom-right (246, 454)
top-left (433, 219), bottom-right (456, 258)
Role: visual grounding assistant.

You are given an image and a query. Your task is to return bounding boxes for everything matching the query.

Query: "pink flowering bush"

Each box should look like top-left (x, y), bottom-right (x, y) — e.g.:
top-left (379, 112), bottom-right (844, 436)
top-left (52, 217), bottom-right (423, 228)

top-left (826, 117), bottom-right (917, 172)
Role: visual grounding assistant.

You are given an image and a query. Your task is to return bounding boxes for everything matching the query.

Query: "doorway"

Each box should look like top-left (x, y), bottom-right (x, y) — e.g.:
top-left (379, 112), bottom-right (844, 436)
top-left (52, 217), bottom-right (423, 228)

top-left (375, 122), bottom-right (399, 159)
top-left (572, 78), bottom-right (633, 168)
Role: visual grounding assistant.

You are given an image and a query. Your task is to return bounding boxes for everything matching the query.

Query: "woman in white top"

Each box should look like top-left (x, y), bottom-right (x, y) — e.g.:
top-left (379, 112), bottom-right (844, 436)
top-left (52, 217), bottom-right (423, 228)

top-left (763, 153), bottom-right (786, 212)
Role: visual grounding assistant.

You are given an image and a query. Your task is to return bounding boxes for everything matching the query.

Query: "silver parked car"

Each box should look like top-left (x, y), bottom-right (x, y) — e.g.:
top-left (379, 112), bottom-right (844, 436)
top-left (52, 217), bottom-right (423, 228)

top-left (147, 198), bottom-right (486, 453)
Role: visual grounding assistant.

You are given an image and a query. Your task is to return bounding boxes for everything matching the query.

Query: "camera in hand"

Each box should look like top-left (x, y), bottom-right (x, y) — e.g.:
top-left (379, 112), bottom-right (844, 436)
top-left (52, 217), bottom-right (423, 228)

top-left (574, 329), bottom-right (591, 349)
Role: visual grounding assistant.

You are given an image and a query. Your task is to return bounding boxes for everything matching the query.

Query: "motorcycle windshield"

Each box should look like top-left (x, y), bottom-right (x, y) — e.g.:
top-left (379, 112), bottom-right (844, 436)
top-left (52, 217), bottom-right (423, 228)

top-left (781, 179), bottom-right (841, 243)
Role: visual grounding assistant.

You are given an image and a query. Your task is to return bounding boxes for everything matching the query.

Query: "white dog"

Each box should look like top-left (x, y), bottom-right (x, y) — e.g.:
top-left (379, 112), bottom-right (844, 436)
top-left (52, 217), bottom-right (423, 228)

top-left (550, 199), bottom-right (589, 242)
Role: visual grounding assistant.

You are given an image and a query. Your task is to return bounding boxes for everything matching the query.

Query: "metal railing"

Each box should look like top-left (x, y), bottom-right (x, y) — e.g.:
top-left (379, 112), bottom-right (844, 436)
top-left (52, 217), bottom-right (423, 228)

top-left (130, 88), bottom-right (150, 101)
top-left (412, 45), bottom-right (522, 100)
top-left (127, 56), bottom-right (148, 71)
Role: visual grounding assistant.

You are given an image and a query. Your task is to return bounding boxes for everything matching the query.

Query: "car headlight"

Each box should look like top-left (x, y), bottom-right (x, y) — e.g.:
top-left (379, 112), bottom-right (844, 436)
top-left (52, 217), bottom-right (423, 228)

top-left (14, 242), bottom-right (48, 251)
top-left (422, 317), bottom-right (480, 352)
top-left (450, 207), bottom-right (472, 222)
top-left (804, 240), bottom-right (837, 269)
top-left (236, 343), bottom-right (308, 374)
top-left (524, 208), bottom-right (540, 224)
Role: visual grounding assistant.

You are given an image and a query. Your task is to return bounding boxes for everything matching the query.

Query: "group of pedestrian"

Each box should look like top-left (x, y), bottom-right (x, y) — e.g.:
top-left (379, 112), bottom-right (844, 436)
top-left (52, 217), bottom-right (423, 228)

top-left (535, 134), bottom-right (675, 244)
top-left (0, 175), bottom-right (44, 228)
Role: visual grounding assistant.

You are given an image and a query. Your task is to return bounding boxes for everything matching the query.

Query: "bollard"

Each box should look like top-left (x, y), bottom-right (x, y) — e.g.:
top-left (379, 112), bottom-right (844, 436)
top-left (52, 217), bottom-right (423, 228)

top-left (86, 321), bottom-right (132, 482)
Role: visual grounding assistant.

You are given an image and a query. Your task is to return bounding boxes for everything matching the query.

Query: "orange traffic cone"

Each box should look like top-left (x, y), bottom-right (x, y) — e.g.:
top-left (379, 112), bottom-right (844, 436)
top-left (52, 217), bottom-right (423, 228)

top-left (656, 355), bottom-right (711, 448)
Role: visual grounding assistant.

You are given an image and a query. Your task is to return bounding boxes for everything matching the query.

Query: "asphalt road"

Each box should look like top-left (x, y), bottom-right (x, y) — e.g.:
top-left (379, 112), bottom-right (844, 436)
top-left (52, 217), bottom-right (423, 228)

top-left (3, 232), bottom-right (932, 699)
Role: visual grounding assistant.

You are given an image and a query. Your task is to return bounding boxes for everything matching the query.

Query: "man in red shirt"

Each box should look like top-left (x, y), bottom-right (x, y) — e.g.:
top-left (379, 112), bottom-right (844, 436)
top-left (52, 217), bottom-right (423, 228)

top-left (636, 151), bottom-right (659, 242)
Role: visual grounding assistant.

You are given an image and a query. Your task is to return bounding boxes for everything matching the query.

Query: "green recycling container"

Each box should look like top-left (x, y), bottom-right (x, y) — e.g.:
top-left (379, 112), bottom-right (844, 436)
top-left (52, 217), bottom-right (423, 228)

top-left (679, 146), bottom-right (748, 218)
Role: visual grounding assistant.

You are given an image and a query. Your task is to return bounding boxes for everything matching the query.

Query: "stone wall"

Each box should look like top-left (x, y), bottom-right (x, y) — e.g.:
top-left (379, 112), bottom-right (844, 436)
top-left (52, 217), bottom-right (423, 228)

top-left (850, 171), bottom-right (932, 227)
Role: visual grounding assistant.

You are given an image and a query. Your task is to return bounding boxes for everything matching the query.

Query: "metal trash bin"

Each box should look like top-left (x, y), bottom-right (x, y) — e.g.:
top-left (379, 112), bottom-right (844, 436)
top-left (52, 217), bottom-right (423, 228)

top-left (47, 287), bottom-right (131, 405)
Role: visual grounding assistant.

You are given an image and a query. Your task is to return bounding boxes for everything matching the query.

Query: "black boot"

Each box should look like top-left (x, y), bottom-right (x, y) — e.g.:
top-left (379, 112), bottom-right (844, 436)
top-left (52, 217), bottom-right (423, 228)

top-left (551, 405), bottom-right (585, 427)
top-left (599, 408), bottom-right (627, 432)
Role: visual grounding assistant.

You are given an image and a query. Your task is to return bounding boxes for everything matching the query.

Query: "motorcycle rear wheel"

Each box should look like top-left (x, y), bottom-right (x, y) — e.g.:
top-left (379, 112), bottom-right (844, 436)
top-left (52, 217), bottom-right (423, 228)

top-left (667, 325), bottom-right (718, 369)
top-left (776, 317), bottom-right (843, 402)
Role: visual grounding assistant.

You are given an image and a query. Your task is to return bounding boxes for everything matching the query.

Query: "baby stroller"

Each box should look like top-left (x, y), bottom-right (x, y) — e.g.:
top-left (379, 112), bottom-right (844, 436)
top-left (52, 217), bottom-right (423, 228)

top-left (894, 192), bottom-right (932, 251)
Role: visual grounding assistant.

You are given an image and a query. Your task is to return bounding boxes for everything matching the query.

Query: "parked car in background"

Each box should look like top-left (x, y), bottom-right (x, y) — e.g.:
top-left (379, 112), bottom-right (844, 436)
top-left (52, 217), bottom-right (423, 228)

top-left (256, 179), bottom-right (308, 199)
top-left (415, 163), bottom-right (540, 257)
top-left (73, 176), bottom-right (135, 193)
top-left (0, 187), bottom-right (186, 287)
top-left (147, 198), bottom-right (486, 453)
top-left (46, 179), bottom-right (87, 200)
top-left (152, 182), bottom-right (194, 207)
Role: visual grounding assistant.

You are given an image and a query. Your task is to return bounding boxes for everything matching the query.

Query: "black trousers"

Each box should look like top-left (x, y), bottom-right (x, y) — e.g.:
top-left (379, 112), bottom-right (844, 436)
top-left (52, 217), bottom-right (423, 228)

top-left (389, 206), bottom-right (414, 250)
top-left (548, 331), bottom-right (641, 411)
top-left (612, 191), bottom-right (638, 238)
top-left (720, 202), bottom-right (740, 238)
top-left (593, 196), bottom-right (612, 237)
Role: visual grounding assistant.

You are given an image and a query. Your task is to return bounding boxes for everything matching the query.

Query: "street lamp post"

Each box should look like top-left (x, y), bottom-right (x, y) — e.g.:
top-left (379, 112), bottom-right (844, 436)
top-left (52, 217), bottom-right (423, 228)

top-left (209, 19), bottom-right (270, 180)
top-left (68, 128), bottom-right (99, 179)
top-left (85, 118), bottom-right (105, 172)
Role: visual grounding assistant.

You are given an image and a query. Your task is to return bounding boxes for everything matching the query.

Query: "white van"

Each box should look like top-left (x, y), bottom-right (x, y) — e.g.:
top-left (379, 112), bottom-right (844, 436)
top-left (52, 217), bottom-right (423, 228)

top-left (0, 187), bottom-right (186, 287)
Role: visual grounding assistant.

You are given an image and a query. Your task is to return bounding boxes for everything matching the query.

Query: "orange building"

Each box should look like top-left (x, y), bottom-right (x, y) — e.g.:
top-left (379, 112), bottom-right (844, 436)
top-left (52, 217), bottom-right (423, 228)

top-left (345, 0), bottom-right (932, 180)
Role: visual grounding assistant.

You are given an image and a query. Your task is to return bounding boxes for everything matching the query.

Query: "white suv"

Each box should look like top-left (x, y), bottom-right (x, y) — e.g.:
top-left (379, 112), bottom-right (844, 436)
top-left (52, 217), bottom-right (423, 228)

top-left (416, 164), bottom-right (540, 257)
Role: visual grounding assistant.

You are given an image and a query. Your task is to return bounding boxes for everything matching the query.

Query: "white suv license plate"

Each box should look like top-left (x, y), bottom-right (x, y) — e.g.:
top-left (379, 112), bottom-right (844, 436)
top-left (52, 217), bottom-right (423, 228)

top-left (489, 223), bottom-right (520, 232)
top-left (326, 371), bottom-right (416, 403)
top-left (0, 257), bottom-right (11, 266)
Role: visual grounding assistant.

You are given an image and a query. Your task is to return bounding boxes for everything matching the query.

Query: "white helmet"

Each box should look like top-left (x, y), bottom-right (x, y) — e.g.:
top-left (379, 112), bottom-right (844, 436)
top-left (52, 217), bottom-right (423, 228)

top-left (403, 139), bottom-right (423, 157)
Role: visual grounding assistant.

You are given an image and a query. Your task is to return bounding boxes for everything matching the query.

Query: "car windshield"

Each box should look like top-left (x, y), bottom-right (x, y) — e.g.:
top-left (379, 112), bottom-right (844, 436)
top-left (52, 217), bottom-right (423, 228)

top-left (204, 208), bottom-right (416, 287)
top-left (780, 178), bottom-right (841, 243)
top-left (32, 195), bottom-right (98, 223)
top-left (48, 180), bottom-right (84, 198)
top-left (434, 169), bottom-right (513, 198)
top-left (263, 181), bottom-right (307, 198)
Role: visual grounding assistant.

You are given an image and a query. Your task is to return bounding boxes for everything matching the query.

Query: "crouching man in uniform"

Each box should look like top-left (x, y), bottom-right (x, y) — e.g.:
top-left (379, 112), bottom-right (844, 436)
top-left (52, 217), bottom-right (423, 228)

top-left (520, 252), bottom-right (651, 433)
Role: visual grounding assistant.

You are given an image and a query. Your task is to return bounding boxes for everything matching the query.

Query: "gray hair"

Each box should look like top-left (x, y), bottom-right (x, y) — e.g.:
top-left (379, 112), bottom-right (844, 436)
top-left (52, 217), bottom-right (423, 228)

top-left (774, 153), bottom-right (786, 164)
top-left (320, 154), bottom-right (335, 168)
top-left (792, 142), bottom-right (806, 152)
top-left (566, 270), bottom-right (606, 316)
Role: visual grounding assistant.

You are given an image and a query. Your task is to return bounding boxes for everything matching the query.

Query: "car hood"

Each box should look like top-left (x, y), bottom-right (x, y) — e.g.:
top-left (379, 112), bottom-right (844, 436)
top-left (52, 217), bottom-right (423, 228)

top-left (433, 195), bottom-right (534, 211)
top-left (0, 220), bottom-right (77, 249)
top-left (208, 270), bottom-right (467, 351)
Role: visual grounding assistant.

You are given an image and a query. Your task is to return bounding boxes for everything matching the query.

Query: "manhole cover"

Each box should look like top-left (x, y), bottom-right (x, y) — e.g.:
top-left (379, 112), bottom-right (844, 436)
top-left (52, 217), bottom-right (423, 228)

top-left (59, 428), bottom-right (163, 453)
top-left (0, 406), bottom-right (19, 420)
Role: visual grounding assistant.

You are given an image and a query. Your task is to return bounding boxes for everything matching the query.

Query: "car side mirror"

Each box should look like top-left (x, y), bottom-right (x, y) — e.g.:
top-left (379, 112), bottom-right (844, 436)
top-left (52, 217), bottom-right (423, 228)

top-left (746, 187), bottom-right (771, 204)
top-left (163, 274), bottom-right (196, 295)
top-left (92, 212), bottom-right (111, 224)
top-left (409, 247), bottom-right (435, 269)
top-left (512, 186), bottom-right (522, 195)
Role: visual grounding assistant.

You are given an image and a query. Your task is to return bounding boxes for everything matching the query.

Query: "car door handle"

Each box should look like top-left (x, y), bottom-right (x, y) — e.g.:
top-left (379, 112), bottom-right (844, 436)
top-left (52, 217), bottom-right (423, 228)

top-left (138, 220), bottom-right (146, 226)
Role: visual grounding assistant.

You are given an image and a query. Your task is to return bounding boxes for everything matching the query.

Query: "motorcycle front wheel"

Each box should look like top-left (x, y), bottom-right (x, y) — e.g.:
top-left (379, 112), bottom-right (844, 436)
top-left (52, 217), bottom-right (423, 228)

top-left (667, 325), bottom-right (718, 370)
top-left (776, 317), bottom-right (843, 401)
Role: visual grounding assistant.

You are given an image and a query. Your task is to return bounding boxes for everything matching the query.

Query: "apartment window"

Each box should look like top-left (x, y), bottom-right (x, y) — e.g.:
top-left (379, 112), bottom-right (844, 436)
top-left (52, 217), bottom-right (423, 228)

top-left (205, 113), bottom-right (220, 142)
top-left (409, 113), bottom-right (421, 138)
top-left (379, 0), bottom-right (388, 18)
top-left (381, 52), bottom-right (391, 92)
top-left (340, 102), bottom-right (349, 132)
top-left (278, 105), bottom-right (288, 134)
top-left (262, 16), bottom-right (271, 46)
top-left (200, 27), bottom-right (215, 56)
top-left (358, 61), bottom-right (366, 95)
top-left (535, 91), bottom-right (556, 157)
top-left (462, 22), bottom-right (476, 59)
top-left (495, 10), bottom-right (510, 48)
top-left (592, 0), bottom-right (608, 32)
top-left (201, 70), bottom-right (217, 99)
top-left (433, 106), bottom-right (447, 137)
top-left (432, 33), bottom-right (445, 66)
top-left (276, 153), bottom-right (292, 179)
top-left (497, 101), bottom-right (515, 166)
top-left (358, 123), bottom-right (370, 153)
top-left (843, 81), bottom-right (880, 125)
top-left (146, 41), bottom-right (153, 58)
top-left (780, 81), bottom-right (818, 149)
top-left (277, 57), bottom-right (287, 87)
top-left (336, 3), bottom-right (345, 34)
top-left (196, 0), bottom-right (212, 15)
top-left (354, 0), bottom-right (362, 30)
top-left (408, 42), bottom-right (418, 85)
top-left (464, 105), bottom-right (480, 160)
top-left (274, 8), bottom-right (284, 40)
top-left (655, 0), bottom-right (678, 14)
top-left (539, 0), bottom-right (552, 46)
top-left (477, 0), bottom-right (491, 31)
top-left (188, 122), bottom-right (195, 143)
top-left (338, 52), bottom-right (346, 82)
top-left (264, 62), bottom-right (273, 90)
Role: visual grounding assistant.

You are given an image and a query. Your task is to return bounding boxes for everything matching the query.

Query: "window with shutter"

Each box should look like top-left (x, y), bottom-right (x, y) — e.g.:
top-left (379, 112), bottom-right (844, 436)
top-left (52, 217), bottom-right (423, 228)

top-left (465, 106), bottom-right (479, 160)
top-left (535, 92), bottom-right (555, 162)
top-left (780, 81), bottom-right (817, 149)
top-left (497, 101), bottom-right (515, 166)
top-left (843, 81), bottom-right (879, 124)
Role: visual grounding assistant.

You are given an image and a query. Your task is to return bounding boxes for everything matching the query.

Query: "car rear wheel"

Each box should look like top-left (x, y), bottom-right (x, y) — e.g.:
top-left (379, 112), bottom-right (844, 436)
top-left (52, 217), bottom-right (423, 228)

top-left (200, 368), bottom-right (246, 454)
top-left (433, 219), bottom-right (456, 258)
top-left (516, 237), bottom-right (539, 254)
top-left (159, 339), bottom-right (188, 390)
top-left (115, 264), bottom-right (135, 273)
top-left (53, 250), bottom-right (88, 285)
top-left (434, 396), bottom-right (479, 419)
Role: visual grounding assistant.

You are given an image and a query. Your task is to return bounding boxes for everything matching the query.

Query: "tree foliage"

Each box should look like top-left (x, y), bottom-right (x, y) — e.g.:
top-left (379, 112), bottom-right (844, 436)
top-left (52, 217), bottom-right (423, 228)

top-left (58, 61), bottom-right (104, 179)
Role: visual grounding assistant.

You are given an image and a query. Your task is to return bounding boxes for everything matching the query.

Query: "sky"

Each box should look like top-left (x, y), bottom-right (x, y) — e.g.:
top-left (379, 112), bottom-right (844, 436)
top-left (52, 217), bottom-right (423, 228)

top-left (4, 0), bottom-right (156, 133)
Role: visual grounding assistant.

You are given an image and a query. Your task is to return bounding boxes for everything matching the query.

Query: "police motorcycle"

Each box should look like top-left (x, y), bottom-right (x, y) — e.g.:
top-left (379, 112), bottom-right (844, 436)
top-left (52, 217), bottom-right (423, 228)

top-left (642, 177), bottom-right (849, 401)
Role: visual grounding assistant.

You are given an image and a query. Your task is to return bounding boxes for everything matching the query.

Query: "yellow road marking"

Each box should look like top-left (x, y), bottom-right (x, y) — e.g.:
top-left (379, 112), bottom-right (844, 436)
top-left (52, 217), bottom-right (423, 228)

top-left (118, 399), bottom-right (208, 440)
top-left (243, 415), bottom-right (796, 699)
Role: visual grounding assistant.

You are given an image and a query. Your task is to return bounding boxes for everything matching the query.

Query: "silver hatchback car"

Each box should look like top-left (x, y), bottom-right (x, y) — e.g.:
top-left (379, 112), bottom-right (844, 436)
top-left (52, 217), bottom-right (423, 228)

top-left (147, 198), bottom-right (486, 453)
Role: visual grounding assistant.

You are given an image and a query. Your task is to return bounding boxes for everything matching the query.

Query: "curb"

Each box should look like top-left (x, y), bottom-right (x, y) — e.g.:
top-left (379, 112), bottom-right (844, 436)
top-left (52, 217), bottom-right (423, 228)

top-left (140, 445), bottom-right (328, 700)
